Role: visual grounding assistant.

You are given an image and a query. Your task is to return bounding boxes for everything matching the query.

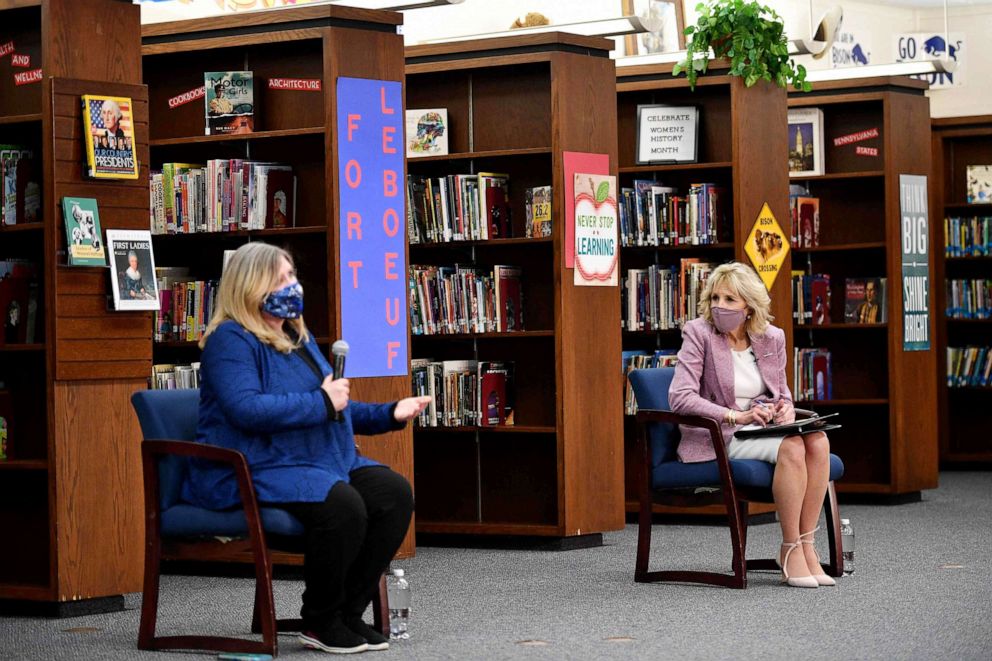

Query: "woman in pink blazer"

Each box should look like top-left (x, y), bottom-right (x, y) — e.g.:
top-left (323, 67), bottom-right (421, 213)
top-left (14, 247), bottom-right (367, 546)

top-left (669, 262), bottom-right (833, 589)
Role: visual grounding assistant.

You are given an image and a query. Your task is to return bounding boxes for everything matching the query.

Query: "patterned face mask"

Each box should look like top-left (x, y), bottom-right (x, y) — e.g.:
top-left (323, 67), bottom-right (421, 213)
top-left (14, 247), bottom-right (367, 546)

top-left (261, 282), bottom-right (304, 319)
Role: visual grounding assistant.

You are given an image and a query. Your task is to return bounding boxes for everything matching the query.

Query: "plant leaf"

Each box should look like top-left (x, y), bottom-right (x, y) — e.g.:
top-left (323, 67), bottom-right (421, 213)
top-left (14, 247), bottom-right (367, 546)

top-left (595, 180), bottom-right (610, 204)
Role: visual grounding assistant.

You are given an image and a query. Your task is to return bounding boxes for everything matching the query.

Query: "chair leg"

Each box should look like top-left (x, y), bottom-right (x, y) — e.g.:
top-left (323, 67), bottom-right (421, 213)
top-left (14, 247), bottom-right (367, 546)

top-left (372, 574), bottom-right (389, 637)
top-left (724, 492), bottom-right (748, 589)
top-left (823, 481), bottom-right (843, 577)
top-left (249, 550), bottom-right (277, 655)
top-left (634, 490), bottom-right (654, 582)
top-left (137, 536), bottom-right (161, 650)
top-left (736, 500), bottom-right (749, 570)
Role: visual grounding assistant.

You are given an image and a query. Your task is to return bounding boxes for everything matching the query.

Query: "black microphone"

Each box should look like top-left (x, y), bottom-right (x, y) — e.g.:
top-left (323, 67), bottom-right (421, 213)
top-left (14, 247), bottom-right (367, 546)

top-left (331, 339), bottom-right (349, 422)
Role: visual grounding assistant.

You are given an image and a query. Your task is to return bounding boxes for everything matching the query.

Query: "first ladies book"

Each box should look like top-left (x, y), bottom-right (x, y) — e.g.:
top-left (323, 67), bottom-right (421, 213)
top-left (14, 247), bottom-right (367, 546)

top-left (82, 95), bottom-right (139, 180)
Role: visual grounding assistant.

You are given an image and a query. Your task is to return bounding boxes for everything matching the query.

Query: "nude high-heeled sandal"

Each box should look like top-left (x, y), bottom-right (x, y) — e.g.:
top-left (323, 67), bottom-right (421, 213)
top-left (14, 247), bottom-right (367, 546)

top-left (780, 540), bottom-right (819, 588)
top-left (799, 527), bottom-right (837, 587)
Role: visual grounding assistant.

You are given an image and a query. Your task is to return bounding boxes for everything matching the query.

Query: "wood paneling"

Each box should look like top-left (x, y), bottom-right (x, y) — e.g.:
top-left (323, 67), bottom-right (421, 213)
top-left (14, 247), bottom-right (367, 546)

top-left (54, 380), bottom-right (145, 600)
top-left (44, 0), bottom-right (141, 84)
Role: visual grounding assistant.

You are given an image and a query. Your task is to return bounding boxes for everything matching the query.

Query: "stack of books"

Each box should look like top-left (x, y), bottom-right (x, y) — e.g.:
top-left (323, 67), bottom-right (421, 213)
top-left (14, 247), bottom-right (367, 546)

top-left (946, 346), bottom-right (992, 387)
top-left (406, 172), bottom-right (511, 243)
top-left (946, 279), bottom-right (991, 319)
top-left (151, 362), bottom-right (200, 390)
top-left (792, 272), bottom-right (831, 325)
top-left (409, 264), bottom-right (522, 335)
top-left (622, 350), bottom-right (678, 414)
top-left (619, 180), bottom-right (725, 247)
top-left (411, 359), bottom-right (515, 428)
top-left (794, 348), bottom-right (832, 401)
top-left (944, 216), bottom-right (991, 257)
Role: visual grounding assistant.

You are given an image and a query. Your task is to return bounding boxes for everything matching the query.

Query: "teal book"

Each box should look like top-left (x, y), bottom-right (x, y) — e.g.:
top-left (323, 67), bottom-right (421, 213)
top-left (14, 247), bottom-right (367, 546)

top-left (61, 197), bottom-right (107, 266)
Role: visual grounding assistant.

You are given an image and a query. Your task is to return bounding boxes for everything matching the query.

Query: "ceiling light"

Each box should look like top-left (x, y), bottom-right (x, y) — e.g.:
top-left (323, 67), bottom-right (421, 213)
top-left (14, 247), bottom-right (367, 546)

top-left (418, 15), bottom-right (662, 44)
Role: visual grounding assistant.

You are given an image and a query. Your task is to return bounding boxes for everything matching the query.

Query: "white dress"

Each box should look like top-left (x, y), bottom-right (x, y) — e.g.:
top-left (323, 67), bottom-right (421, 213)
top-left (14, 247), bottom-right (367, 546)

top-left (726, 347), bottom-right (786, 463)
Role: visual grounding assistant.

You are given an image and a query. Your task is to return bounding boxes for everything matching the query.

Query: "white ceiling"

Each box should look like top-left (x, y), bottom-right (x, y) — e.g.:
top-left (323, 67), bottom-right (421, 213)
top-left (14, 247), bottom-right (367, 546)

top-left (863, 0), bottom-right (992, 7)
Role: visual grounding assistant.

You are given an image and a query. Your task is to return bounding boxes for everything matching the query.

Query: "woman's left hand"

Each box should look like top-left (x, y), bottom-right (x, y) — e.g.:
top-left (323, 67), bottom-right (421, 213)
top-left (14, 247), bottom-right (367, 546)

top-left (773, 399), bottom-right (796, 424)
top-left (394, 395), bottom-right (432, 422)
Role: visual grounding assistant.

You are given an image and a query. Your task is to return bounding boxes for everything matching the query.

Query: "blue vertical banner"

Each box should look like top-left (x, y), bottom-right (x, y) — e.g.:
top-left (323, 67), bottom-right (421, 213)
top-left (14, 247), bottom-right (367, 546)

top-left (899, 174), bottom-right (931, 351)
top-left (336, 77), bottom-right (407, 377)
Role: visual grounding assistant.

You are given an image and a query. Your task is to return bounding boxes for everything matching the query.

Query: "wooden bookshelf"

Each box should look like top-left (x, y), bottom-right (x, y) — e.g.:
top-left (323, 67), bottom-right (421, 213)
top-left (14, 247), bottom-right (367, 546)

top-left (141, 6), bottom-right (414, 557)
top-left (615, 60), bottom-right (791, 517)
top-left (404, 35), bottom-right (624, 541)
top-left (932, 114), bottom-right (992, 465)
top-left (789, 77), bottom-right (938, 496)
top-left (0, 0), bottom-right (147, 614)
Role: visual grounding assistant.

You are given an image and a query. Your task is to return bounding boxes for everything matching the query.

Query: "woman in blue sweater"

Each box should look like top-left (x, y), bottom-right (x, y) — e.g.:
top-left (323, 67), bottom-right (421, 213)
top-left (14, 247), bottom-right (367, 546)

top-left (191, 243), bottom-right (430, 654)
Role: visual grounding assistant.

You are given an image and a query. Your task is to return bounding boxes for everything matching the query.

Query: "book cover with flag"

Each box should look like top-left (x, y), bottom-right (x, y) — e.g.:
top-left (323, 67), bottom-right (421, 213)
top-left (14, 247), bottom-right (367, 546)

top-left (81, 95), bottom-right (139, 180)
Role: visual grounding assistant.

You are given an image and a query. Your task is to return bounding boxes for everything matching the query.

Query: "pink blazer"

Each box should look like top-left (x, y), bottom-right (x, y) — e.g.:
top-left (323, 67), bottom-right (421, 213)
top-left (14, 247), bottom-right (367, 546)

top-left (668, 317), bottom-right (793, 463)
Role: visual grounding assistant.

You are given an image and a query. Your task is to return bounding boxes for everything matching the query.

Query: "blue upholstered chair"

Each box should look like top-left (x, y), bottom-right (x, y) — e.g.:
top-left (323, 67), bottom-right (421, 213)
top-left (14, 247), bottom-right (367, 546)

top-left (131, 389), bottom-right (386, 656)
top-left (627, 367), bottom-right (845, 589)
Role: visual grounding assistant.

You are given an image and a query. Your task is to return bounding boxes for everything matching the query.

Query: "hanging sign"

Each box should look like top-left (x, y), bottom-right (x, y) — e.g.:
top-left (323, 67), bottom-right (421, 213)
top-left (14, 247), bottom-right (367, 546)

top-left (900, 174), bottom-right (931, 351)
top-left (11, 54), bottom-right (30, 68)
top-left (336, 77), bottom-right (407, 377)
top-left (168, 85), bottom-right (206, 109)
top-left (573, 173), bottom-right (618, 287)
top-left (268, 78), bottom-right (322, 92)
top-left (0, 41), bottom-right (14, 58)
top-left (13, 69), bottom-right (42, 86)
top-left (743, 202), bottom-right (789, 291)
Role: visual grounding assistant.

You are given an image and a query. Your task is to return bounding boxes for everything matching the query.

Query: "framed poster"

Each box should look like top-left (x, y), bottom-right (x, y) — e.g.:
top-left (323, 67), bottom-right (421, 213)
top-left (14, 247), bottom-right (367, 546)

top-left (620, 0), bottom-right (686, 56)
top-left (636, 105), bottom-right (698, 165)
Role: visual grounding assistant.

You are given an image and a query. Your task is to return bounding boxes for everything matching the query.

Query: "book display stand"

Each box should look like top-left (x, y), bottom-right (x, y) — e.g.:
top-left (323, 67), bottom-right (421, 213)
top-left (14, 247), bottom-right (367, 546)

top-left (615, 61), bottom-right (792, 517)
top-left (141, 6), bottom-right (413, 558)
top-left (932, 115), bottom-right (992, 465)
top-left (0, 0), bottom-right (147, 615)
top-left (404, 35), bottom-right (625, 545)
top-left (788, 77), bottom-right (937, 497)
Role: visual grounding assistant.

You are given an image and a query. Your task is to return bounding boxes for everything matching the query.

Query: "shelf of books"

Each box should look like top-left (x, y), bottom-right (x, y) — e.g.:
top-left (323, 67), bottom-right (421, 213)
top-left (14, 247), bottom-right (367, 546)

top-left (788, 77), bottom-right (937, 495)
top-left (0, 0), bottom-right (151, 612)
top-left (615, 61), bottom-right (792, 516)
top-left (141, 6), bottom-right (414, 556)
top-left (405, 34), bottom-right (624, 540)
top-left (932, 115), bottom-right (992, 465)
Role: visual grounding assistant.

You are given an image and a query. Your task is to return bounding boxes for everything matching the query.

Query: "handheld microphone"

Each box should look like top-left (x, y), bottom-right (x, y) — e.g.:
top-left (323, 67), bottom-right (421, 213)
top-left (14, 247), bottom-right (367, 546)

top-left (331, 339), bottom-right (350, 422)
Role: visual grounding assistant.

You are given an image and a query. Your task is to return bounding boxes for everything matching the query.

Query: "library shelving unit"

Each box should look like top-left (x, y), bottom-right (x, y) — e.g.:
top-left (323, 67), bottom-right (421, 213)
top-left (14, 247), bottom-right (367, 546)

top-left (788, 77), bottom-right (937, 497)
top-left (931, 115), bottom-right (992, 466)
top-left (141, 6), bottom-right (414, 556)
top-left (615, 61), bottom-right (792, 517)
top-left (0, 0), bottom-right (147, 614)
top-left (404, 34), bottom-right (624, 546)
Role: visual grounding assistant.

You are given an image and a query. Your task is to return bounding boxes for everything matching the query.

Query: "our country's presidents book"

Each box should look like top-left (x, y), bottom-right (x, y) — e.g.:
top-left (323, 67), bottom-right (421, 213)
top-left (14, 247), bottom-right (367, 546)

top-left (844, 277), bottom-right (887, 324)
top-left (82, 95), bottom-right (139, 180)
top-left (61, 197), bottom-right (107, 266)
top-left (205, 71), bottom-right (254, 136)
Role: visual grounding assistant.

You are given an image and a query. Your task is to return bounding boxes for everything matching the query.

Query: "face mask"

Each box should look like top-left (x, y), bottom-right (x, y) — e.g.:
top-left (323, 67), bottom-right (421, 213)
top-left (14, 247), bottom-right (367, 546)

top-left (261, 282), bottom-right (304, 319)
top-left (711, 306), bottom-right (747, 333)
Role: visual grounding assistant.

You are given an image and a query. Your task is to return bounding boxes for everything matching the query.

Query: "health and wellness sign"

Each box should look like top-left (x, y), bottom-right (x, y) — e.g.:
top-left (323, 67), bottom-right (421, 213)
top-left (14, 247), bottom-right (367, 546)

top-left (900, 175), bottom-right (930, 351)
top-left (337, 77), bottom-right (408, 377)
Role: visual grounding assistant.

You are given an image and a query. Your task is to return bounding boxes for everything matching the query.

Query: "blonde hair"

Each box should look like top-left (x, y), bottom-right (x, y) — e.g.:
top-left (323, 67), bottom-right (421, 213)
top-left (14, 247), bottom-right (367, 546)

top-left (697, 262), bottom-right (774, 335)
top-left (200, 242), bottom-right (309, 353)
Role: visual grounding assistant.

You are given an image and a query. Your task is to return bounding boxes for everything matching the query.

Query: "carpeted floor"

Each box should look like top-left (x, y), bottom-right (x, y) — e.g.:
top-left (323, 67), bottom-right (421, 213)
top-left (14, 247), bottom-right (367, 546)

top-left (1, 472), bottom-right (989, 660)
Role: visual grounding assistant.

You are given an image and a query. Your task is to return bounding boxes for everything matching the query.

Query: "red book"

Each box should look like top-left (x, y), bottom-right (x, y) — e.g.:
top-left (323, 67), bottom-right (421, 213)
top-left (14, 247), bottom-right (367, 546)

top-left (811, 275), bottom-right (830, 325)
top-left (264, 169), bottom-right (295, 229)
top-left (494, 265), bottom-right (523, 333)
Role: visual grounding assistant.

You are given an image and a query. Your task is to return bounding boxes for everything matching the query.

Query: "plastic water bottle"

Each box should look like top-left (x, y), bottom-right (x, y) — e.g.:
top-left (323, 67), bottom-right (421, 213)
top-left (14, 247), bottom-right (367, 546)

top-left (386, 569), bottom-right (410, 639)
top-left (840, 518), bottom-right (855, 575)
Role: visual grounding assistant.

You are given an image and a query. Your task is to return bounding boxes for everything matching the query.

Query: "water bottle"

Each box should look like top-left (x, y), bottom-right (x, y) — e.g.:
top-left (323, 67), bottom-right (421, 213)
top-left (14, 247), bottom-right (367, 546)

top-left (386, 569), bottom-right (411, 639)
top-left (840, 518), bottom-right (855, 575)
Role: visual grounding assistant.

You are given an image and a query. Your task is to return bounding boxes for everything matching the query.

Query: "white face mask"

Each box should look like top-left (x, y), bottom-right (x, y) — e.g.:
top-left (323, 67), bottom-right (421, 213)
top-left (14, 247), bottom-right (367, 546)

top-left (711, 306), bottom-right (747, 333)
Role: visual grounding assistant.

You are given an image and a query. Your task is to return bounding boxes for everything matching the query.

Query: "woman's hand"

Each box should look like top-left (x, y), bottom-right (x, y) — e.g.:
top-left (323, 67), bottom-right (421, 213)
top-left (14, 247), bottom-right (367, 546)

top-left (773, 399), bottom-right (795, 424)
top-left (321, 375), bottom-right (350, 412)
top-left (738, 403), bottom-right (774, 427)
top-left (394, 395), bottom-right (432, 422)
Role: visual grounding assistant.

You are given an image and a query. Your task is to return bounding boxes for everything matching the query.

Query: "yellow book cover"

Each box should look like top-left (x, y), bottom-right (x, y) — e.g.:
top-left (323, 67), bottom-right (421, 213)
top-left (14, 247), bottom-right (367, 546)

top-left (81, 94), bottom-right (139, 180)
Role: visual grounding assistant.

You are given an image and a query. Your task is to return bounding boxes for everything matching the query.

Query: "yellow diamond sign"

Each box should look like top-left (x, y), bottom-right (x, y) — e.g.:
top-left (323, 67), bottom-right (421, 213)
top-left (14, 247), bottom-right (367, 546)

top-left (744, 202), bottom-right (790, 291)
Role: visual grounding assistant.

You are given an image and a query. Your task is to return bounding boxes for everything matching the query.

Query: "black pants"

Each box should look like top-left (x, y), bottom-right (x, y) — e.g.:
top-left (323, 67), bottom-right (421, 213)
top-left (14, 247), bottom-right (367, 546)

top-left (277, 466), bottom-right (413, 630)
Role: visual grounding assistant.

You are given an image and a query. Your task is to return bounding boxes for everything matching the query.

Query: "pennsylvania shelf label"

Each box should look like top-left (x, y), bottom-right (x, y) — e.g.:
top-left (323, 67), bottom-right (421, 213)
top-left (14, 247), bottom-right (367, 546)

top-left (900, 174), bottom-right (931, 351)
top-left (743, 203), bottom-right (789, 291)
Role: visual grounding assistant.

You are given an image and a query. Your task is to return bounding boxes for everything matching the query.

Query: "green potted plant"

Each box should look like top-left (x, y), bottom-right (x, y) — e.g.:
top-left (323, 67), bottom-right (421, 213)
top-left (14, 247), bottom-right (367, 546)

top-left (673, 0), bottom-right (812, 91)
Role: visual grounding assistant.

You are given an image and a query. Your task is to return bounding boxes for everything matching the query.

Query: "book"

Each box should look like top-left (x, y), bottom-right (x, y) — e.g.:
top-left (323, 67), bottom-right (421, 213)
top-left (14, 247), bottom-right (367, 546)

top-left (61, 197), bottom-right (107, 266)
top-left (0, 260), bottom-right (36, 345)
top-left (106, 229), bottom-right (160, 311)
top-left (478, 361), bottom-right (514, 426)
top-left (405, 108), bottom-right (448, 158)
top-left (17, 157), bottom-right (40, 224)
top-left (263, 169), bottom-right (295, 229)
top-left (205, 71), bottom-right (254, 136)
top-left (966, 165), bottom-right (992, 204)
top-left (494, 265), bottom-right (523, 332)
top-left (797, 196), bottom-right (820, 248)
top-left (0, 389), bottom-right (11, 460)
top-left (844, 277), bottom-right (886, 324)
top-left (81, 95), bottom-right (139, 180)
top-left (477, 172), bottom-right (510, 239)
top-left (525, 186), bottom-right (552, 238)
top-left (788, 108), bottom-right (825, 177)
top-left (0, 145), bottom-right (33, 225)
